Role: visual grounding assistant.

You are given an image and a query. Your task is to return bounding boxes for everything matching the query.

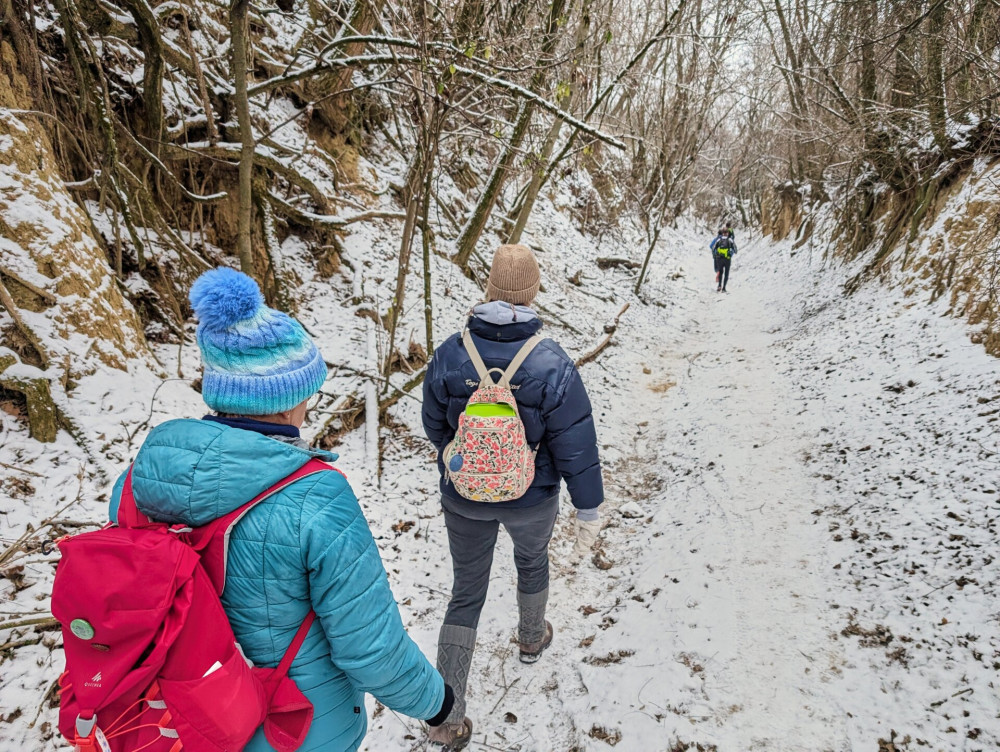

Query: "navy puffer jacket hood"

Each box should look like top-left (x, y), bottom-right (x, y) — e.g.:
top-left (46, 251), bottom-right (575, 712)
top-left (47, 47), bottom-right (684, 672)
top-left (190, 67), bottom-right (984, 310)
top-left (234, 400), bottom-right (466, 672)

top-left (422, 313), bottom-right (603, 510)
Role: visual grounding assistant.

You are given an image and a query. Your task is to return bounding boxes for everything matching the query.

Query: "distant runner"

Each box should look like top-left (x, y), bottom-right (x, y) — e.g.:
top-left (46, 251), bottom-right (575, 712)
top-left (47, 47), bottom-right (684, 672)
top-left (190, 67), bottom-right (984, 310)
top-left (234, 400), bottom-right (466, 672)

top-left (710, 228), bottom-right (738, 292)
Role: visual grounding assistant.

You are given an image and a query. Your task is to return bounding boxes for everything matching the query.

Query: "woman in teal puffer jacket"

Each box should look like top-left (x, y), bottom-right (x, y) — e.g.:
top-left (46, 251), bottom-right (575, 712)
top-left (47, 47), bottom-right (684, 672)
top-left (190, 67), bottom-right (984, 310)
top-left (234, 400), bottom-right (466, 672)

top-left (109, 268), bottom-right (453, 751)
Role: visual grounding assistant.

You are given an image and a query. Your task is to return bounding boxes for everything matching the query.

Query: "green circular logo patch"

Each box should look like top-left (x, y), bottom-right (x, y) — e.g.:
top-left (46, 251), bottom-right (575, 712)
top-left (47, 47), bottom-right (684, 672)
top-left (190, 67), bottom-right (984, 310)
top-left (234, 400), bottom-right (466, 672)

top-left (70, 619), bottom-right (95, 640)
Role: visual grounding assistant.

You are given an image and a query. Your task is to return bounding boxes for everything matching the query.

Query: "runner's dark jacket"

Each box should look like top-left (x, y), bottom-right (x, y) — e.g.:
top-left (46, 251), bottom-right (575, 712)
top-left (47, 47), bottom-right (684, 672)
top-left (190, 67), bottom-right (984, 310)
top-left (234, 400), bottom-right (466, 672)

top-left (710, 234), bottom-right (738, 258)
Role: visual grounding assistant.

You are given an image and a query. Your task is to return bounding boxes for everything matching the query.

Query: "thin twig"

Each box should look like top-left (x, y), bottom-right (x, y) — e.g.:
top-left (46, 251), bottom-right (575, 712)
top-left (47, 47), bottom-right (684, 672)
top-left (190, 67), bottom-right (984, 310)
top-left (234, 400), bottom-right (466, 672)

top-left (0, 461), bottom-right (44, 478)
top-left (489, 676), bottom-right (520, 714)
top-left (0, 616), bottom-right (59, 631)
top-left (28, 677), bottom-right (59, 729)
top-left (0, 635), bottom-right (43, 652)
top-left (0, 465), bottom-right (87, 567)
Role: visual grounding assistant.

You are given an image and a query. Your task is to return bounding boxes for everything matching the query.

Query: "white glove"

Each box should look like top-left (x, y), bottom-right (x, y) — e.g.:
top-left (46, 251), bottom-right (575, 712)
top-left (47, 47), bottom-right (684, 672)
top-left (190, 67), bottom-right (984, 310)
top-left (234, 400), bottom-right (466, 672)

top-left (572, 516), bottom-right (602, 558)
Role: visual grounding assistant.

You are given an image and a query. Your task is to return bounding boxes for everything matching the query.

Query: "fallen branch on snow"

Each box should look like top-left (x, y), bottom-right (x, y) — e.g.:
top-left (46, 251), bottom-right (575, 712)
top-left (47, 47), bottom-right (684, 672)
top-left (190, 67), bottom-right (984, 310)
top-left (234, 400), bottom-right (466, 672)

top-left (0, 461), bottom-right (44, 478)
top-left (267, 192), bottom-right (406, 228)
top-left (534, 301), bottom-right (583, 335)
top-left (0, 616), bottom-right (59, 631)
top-left (0, 265), bottom-right (57, 304)
top-left (0, 466), bottom-right (86, 568)
top-left (575, 303), bottom-right (630, 368)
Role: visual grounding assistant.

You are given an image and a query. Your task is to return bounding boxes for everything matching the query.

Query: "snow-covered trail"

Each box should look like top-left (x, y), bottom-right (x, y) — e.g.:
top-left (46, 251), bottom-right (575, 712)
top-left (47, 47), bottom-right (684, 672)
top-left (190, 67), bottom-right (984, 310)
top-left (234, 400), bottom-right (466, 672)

top-left (2, 213), bottom-right (996, 751)
top-left (525, 253), bottom-right (854, 751)
top-left (366, 227), bottom-right (1000, 752)
top-left (623, 276), bottom-right (852, 749)
top-left (364, 239), bottom-right (858, 751)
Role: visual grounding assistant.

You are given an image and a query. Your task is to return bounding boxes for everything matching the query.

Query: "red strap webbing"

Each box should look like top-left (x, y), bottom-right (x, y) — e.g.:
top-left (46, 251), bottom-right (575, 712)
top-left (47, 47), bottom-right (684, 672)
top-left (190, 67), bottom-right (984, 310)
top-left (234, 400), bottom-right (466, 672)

top-left (266, 611), bottom-right (317, 696)
top-left (118, 458), bottom-right (340, 591)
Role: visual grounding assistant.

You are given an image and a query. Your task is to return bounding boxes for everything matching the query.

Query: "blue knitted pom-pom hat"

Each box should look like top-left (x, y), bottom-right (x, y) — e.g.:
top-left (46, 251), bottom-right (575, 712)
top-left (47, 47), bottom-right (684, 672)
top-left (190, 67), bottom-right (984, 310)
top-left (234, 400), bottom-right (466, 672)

top-left (189, 267), bottom-right (327, 416)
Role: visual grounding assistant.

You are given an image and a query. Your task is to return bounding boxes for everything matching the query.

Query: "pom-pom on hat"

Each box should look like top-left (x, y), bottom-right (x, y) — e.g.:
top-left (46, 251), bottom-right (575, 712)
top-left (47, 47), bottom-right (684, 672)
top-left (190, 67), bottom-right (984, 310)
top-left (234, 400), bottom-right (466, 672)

top-left (486, 244), bottom-right (540, 306)
top-left (189, 267), bottom-right (327, 416)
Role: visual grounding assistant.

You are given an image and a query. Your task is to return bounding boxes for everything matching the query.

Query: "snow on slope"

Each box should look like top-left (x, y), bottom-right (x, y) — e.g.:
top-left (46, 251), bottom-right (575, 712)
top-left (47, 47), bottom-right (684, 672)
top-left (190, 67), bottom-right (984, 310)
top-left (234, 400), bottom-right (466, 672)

top-left (2, 193), bottom-right (998, 752)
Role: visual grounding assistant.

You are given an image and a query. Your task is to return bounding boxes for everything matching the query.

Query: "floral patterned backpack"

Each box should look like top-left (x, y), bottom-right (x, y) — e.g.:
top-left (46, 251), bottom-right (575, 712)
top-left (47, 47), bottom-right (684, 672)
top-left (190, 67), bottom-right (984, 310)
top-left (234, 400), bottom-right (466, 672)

top-left (443, 331), bottom-right (543, 502)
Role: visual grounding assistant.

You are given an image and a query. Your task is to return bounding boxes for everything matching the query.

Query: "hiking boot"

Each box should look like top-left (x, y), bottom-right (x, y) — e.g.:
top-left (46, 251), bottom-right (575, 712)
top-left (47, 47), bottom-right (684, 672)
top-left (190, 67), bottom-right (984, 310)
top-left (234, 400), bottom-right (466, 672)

top-left (519, 620), bottom-right (553, 664)
top-left (427, 718), bottom-right (473, 751)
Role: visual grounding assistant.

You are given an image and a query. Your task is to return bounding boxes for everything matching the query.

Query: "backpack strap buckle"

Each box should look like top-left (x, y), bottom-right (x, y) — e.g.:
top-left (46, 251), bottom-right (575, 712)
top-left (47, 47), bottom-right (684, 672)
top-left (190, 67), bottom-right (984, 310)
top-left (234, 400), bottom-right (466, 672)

top-left (74, 715), bottom-right (96, 739)
top-left (71, 715), bottom-right (99, 752)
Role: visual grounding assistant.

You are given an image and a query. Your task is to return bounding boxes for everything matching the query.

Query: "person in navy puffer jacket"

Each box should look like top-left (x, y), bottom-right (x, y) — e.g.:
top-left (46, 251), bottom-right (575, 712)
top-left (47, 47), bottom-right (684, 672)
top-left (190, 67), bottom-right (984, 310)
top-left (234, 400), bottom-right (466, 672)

top-left (109, 268), bottom-right (454, 752)
top-left (422, 244), bottom-right (604, 750)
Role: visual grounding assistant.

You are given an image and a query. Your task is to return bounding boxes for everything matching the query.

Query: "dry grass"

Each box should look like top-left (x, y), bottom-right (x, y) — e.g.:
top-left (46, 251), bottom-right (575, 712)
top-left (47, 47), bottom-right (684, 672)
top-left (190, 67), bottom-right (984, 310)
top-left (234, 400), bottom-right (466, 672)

top-left (648, 378), bottom-right (676, 393)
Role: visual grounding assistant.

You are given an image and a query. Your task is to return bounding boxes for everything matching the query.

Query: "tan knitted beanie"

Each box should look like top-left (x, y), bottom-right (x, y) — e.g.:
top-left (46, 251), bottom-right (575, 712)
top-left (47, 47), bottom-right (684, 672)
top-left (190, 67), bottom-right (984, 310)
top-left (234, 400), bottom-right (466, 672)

top-left (486, 244), bottom-right (541, 306)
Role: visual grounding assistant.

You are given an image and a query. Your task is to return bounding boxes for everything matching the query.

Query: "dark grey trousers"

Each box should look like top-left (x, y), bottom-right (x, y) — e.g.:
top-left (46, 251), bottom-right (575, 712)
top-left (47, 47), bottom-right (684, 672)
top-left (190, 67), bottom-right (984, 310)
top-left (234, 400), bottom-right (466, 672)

top-left (441, 494), bottom-right (559, 629)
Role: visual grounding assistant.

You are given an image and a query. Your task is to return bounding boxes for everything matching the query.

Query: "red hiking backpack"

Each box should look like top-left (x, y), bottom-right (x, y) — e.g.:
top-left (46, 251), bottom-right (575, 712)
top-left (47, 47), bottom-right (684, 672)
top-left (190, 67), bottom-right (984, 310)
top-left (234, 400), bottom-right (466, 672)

top-left (50, 459), bottom-right (334, 752)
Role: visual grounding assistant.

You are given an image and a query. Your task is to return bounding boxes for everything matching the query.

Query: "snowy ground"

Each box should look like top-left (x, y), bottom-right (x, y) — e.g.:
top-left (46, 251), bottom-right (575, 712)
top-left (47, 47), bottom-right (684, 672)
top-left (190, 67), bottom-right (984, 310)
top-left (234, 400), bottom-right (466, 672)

top-left (362, 229), bottom-right (1000, 752)
top-left (2, 206), bottom-right (999, 752)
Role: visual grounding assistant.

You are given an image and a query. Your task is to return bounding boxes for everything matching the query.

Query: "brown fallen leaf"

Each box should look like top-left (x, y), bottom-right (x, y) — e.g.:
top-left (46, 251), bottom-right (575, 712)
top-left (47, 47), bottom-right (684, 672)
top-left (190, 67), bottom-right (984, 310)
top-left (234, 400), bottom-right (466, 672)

top-left (592, 549), bottom-right (614, 570)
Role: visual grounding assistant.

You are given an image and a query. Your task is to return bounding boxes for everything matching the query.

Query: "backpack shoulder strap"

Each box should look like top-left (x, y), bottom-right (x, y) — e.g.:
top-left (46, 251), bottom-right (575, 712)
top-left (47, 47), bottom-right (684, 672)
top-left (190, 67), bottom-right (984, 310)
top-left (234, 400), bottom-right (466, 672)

top-left (501, 335), bottom-right (544, 386)
top-left (463, 329), bottom-right (544, 388)
top-left (462, 329), bottom-right (489, 382)
top-left (118, 461), bottom-right (327, 691)
top-left (197, 458), bottom-right (336, 593)
top-left (263, 610), bottom-right (316, 697)
top-left (117, 467), bottom-right (147, 528)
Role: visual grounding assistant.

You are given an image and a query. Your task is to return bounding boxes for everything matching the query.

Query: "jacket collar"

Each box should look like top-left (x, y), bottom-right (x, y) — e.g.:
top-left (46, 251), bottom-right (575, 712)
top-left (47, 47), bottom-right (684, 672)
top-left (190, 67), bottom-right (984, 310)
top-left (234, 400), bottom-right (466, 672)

top-left (203, 414), bottom-right (300, 438)
top-left (467, 314), bottom-right (543, 343)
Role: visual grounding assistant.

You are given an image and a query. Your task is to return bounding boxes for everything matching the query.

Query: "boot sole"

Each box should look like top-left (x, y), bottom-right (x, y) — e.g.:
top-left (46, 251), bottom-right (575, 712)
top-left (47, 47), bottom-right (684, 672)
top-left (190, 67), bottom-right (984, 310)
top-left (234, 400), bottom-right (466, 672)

top-left (519, 649), bottom-right (546, 664)
top-left (518, 621), bottom-right (553, 664)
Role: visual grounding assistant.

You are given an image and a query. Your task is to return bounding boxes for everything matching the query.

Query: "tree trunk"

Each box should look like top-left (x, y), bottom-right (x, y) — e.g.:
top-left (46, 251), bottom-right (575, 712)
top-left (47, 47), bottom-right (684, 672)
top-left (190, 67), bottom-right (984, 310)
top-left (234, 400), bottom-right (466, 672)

top-left (454, 100), bottom-right (533, 268)
top-left (507, 113), bottom-right (561, 245)
top-left (307, 0), bottom-right (385, 133)
top-left (858, 1), bottom-right (877, 115)
top-left (508, 0), bottom-right (593, 244)
top-left (454, 0), bottom-right (568, 268)
top-left (421, 166), bottom-right (435, 356)
top-left (889, 3), bottom-right (920, 121)
top-left (231, 0), bottom-right (255, 275)
top-left (382, 104), bottom-right (441, 383)
top-left (926, 0), bottom-right (949, 152)
top-left (634, 225), bottom-right (662, 295)
top-left (118, 0), bottom-right (163, 155)
top-left (771, 0), bottom-right (811, 180)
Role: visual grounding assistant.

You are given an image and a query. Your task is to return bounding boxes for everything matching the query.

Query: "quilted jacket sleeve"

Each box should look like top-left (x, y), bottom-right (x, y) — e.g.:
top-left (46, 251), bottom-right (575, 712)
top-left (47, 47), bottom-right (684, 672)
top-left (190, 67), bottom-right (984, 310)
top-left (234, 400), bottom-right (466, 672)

top-left (422, 347), bottom-right (451, 450)
top-left (543, 362), bottom-right (604, 510)
top-left (300, 473), bottom-right (445, 720)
